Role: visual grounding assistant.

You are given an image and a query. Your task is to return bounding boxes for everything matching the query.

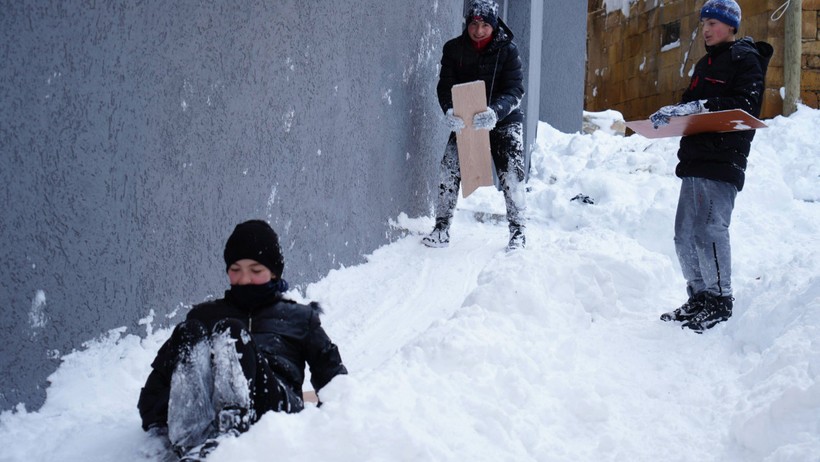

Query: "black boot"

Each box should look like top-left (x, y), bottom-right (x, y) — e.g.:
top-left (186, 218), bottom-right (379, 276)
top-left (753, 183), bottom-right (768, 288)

top-left (422, 218), bottom-right (450, 248)
top-left (682, 294), bottom-right (733, 332)
top-left (506, 226), bottom-right (526, 251)
top-left (660, 292), bottom-right (707, 322)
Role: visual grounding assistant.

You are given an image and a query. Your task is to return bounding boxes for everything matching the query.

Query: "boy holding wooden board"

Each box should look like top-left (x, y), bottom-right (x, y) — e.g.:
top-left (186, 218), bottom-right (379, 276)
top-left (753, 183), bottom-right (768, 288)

top-left (422, 0), bottom-right (527, 251)
top-left (651, 0), bottom-right (772, 332)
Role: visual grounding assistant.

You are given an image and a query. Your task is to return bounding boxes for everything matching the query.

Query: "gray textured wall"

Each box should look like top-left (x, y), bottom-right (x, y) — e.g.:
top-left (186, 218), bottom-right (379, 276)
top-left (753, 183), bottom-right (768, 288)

top-left (497, 0), bottom-right (587, 159)
top-left (505, 0), bottom-right (587, 136)
top-left (0, 1), bottom-right (459, 411)
top-left (538, 0), bottom-right (587, 133)
top-left (0, 0), bottom-right (586, 412)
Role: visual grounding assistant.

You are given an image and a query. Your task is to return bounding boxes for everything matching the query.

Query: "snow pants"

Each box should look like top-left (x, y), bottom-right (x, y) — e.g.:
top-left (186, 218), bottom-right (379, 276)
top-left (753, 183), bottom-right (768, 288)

top-left (166, 319), bottom-right (302, 449)
top-left (434, 122), bottom-right (526, 232)
top-left (674, 177), bottom-right (737, 298)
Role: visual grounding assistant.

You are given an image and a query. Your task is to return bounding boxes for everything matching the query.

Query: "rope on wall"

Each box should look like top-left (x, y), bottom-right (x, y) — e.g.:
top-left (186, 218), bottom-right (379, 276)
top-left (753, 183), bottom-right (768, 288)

top-left (771, 0), bottom-right (791, 21)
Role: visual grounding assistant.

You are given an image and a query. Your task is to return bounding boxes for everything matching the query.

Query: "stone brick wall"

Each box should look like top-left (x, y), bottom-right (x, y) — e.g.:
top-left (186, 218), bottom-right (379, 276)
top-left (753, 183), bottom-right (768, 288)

top-left (587, 0), bottom-right (820, 120)
top-left (803, 0), bottom-right (820, 107)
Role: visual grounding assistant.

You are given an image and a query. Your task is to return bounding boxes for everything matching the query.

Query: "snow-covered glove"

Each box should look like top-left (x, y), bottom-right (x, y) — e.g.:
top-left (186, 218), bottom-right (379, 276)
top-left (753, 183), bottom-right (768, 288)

top-left (473, 107), bottom-right (498, 130)
top-left (147, 424), bottom-right (168, 437)
top-left (444, 108), bottom-right (465, 133)
top-left (649, 100), bottom-right (707, 128)
top-left (141, 425), bottom-right (173, 458)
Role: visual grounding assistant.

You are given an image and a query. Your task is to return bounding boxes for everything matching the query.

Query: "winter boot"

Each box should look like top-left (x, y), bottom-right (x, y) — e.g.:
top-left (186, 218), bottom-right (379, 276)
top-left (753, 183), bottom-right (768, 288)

top-left (660, 292), bottom-right (707, 322)
top-left (682, 294), bottom-right (733, 332)
top-left (506, 226), bottom-right (526, 251)
top-left (422, 219), bottom-right (450, 248)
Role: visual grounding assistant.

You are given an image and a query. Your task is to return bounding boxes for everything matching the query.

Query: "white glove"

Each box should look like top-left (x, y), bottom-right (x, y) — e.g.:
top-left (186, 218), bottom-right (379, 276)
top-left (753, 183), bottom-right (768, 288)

top-left (473, 107), bottom-right (498, 130)
top-left (649, 100), bottom-right (707, 128)
top-left (445, 108), bottom-right (465, 133)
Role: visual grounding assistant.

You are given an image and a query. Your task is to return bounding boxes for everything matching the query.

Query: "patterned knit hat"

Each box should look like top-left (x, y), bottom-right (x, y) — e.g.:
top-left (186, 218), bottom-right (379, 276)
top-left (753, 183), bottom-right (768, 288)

top-left (223, 220), bottom-right (285, 277)
top-left (466, 0), bottom-right (499, 29)
top-left (701, 0), bottom-right (741, 31)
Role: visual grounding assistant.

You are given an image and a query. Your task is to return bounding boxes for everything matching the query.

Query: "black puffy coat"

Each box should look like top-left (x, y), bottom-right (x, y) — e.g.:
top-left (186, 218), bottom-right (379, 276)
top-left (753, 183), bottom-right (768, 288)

top-left (677, 37), bottom-right (773, 191)
top-left (437, 18), bottom-right (524, 125)
top-left (137, 293), bottom-right (346, 430)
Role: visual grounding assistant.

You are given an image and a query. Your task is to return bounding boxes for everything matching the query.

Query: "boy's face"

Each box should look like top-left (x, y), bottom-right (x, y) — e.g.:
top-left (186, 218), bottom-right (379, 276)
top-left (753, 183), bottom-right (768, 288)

top-left (467, 20), bottom-right (494, 43)
top-left (228, 259), bottom-right (273, 285)
top-left (701, 18), bottom-right (735, 46)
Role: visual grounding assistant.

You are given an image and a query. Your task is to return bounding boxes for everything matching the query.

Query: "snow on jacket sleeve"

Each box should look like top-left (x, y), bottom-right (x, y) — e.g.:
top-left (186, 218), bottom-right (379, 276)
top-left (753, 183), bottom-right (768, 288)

top-left (304, 304), bottom-right (347, 393)
top-left (488, 41), bottom-right (524, 122)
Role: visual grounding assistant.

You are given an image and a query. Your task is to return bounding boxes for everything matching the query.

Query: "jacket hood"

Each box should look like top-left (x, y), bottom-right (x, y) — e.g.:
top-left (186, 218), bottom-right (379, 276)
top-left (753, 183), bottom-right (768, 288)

top-left (731, 37), bottom-right (772, 58)
top-left (732, 37), bottom-right (774, 73)
top-left (495, 18), bottom-right (514, 42)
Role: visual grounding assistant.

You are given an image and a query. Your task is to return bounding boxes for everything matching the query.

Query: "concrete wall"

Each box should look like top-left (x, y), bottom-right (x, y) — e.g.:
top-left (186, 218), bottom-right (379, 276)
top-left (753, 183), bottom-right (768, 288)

top-left (535, 0), bottom-right (587, 134)
top-left (0, 0), bottom-right (587, 412)
top-left (492, 0), bottom-right (588, 162)
top-left (0, 0), bottom-right (459, 411)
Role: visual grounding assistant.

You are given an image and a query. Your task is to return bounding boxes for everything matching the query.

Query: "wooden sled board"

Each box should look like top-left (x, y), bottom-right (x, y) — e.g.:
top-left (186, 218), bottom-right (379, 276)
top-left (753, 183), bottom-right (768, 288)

top-left (303, 390), bottom-right (318, 404)
top-left (625, 109), bottom-right (767, 139)
top-left (452, 80), bottom-right (494, 198)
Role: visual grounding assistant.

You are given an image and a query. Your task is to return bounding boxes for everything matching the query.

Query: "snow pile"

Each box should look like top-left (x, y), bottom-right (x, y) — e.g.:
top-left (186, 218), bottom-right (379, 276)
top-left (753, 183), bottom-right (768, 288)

top-left (582, 109), bottom-right (626, 136)
top-left (602, 0), bottom-right (639, 16)
top-left (1, 106), bottom-right (818, 461)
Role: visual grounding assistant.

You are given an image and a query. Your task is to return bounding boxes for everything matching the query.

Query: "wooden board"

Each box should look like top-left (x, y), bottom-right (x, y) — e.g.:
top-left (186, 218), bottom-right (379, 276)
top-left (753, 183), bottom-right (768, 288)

top-left (625, 109), bottom-right (767, 139)
top-left (451, 81), bottom-right (494, 198)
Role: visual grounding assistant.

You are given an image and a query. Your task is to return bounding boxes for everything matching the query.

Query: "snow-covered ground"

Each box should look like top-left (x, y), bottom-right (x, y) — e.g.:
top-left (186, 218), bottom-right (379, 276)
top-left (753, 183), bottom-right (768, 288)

top-left (1, 106), bottom-right (818, 462)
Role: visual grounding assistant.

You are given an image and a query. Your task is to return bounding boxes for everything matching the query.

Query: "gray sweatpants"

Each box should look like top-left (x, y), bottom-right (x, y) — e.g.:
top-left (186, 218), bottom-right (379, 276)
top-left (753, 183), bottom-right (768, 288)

top-left (674, 177), bottom-right (737, 297)
top-left (434, 122), bottom-right (526, 232)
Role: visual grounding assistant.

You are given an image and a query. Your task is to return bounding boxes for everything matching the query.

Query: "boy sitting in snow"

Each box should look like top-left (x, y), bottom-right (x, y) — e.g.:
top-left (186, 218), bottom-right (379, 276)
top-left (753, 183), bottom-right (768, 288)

top-left (138, 220), bottom-right (347, 460)
top-left (652, 0), bottom-right (772, 331)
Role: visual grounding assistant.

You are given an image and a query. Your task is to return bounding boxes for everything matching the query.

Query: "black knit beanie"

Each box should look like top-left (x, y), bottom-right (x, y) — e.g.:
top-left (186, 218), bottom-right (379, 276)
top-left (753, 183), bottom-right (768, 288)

top-left (466, 0), bottom-right (499, 29)
top-left (223, 220), bottom-right (285, 277)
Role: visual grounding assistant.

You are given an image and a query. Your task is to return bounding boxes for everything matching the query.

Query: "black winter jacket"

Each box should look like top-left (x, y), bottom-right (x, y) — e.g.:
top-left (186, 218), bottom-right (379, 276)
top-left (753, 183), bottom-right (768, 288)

top-left (437, 19), bottom-right (525, 125)
top-left (137, 293), bottom-right (346, 430)
top-left (677, 37), bottom-right (773, 191)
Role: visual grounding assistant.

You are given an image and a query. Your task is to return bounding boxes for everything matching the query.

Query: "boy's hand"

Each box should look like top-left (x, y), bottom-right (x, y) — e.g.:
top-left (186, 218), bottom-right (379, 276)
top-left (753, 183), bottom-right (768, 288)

top-left (444, 108), bottom-right (465, 133)
top-left (140, 424), bottom-right (173, 459)
top-left (650, 100), bottom-right (707, 128)
top-left (473, 107), bottom-right (498, 130)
